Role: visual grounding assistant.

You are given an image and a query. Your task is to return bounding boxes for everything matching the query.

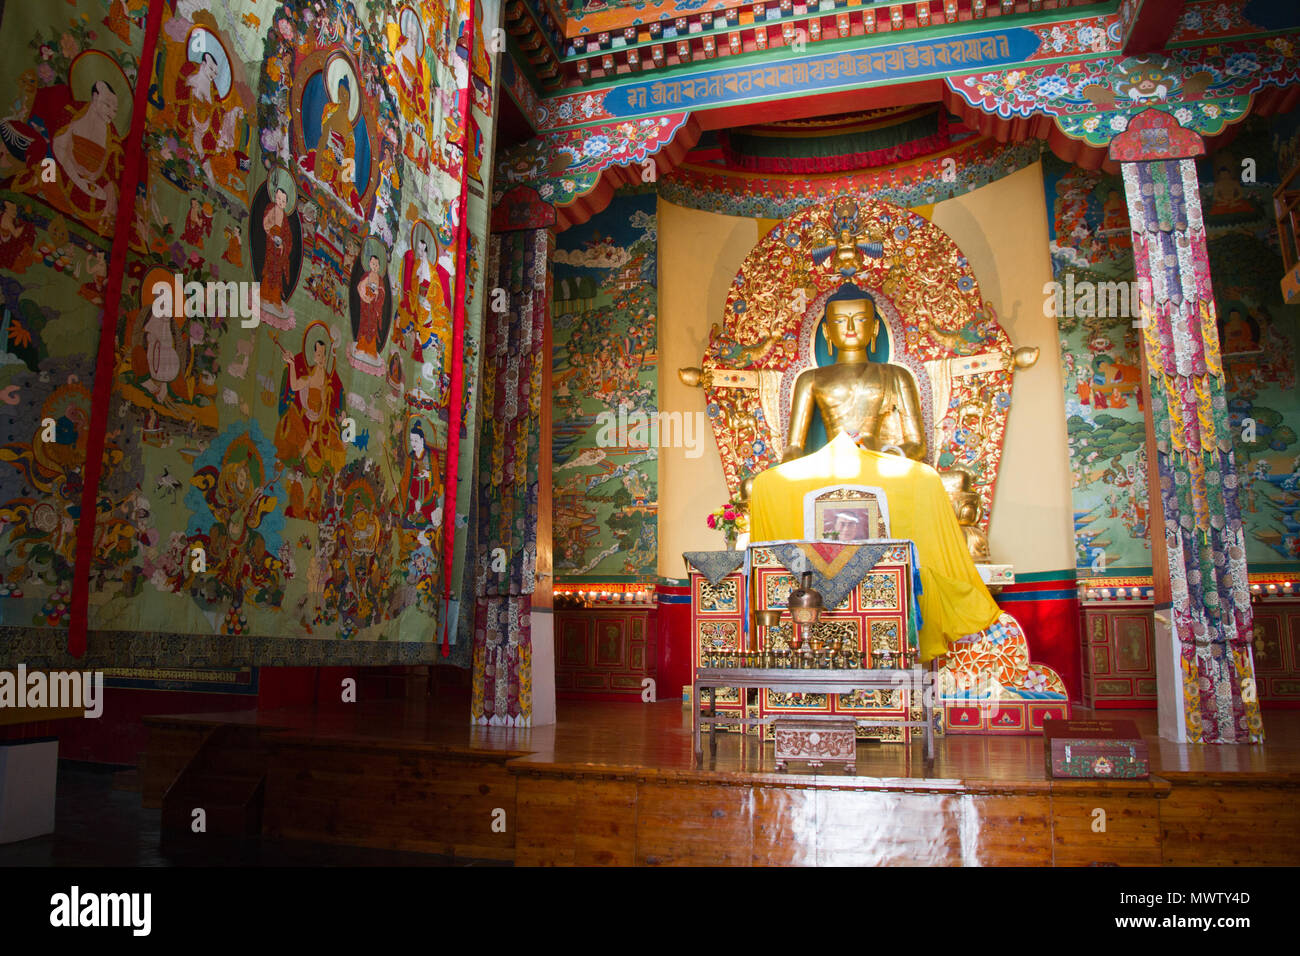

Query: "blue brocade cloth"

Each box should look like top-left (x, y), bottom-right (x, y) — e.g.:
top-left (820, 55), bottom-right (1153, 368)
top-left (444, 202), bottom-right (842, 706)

top-left (683, 550), bottom-right (746, 585)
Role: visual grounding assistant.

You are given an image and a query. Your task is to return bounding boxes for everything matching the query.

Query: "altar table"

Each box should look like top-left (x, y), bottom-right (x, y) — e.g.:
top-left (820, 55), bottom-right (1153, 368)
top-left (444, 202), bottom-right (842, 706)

top-left (687, 541), bottom-right (922, 738)
top-left (693, 666), bottom-right (935, 766)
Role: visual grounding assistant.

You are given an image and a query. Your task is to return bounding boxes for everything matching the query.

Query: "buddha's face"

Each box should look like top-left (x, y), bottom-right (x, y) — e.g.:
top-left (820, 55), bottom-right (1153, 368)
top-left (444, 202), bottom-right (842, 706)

top-left (824, 298), bottom-right (876, 351)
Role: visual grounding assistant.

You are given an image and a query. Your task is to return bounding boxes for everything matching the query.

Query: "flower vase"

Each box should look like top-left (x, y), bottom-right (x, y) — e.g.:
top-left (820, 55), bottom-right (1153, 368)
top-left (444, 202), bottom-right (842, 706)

top-left (723, 527), bottom-right (738, 550)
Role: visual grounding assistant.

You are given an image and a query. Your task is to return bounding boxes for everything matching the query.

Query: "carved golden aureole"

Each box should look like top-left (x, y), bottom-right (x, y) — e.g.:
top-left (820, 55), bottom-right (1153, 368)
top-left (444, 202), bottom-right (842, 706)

top-left (677, 195), bottom-right (1046, 562)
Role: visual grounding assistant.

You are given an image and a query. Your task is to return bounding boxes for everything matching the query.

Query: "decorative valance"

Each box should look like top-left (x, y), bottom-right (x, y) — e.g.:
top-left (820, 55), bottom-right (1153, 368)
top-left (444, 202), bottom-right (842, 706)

top-left (764, 541), bottom-right (894, 612)
top-left (683, 551), bottom-right (746, 585)
top-left (720, 107), bottom-right (955, 175)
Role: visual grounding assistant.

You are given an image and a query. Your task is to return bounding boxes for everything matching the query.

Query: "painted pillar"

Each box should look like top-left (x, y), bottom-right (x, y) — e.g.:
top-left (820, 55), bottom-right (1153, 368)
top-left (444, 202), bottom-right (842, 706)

top-left (1110, 110), bottom-right (1263, 743)
top-left (471, 191), bottom-right (555, 726)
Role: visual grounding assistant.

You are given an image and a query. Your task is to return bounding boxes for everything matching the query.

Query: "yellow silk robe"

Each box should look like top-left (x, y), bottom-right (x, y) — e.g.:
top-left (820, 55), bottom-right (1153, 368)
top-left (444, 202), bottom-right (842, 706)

top-left (749, 432), bottom-right (1000, 662)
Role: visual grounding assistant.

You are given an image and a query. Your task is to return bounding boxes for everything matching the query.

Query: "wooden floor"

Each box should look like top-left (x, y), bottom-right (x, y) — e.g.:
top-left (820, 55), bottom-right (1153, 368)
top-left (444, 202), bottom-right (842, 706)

top-left (140, 696), bottom-right (1300, 866)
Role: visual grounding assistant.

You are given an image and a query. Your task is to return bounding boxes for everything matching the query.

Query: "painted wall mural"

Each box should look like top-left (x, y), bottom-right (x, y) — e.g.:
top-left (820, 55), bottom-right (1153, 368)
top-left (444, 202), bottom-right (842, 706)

top-left (550, 188), bottom-right (657, 581)
top-left (1043, 152), bottom-right (1151, 573)
top-left (0, 0), bottom-right (498, 661)
top-left (1045, 114), bottom-right (1300, 572)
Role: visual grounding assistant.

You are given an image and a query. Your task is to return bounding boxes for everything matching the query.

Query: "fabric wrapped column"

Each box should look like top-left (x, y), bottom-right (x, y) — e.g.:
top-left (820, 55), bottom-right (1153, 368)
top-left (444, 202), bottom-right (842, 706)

top-left (471, 226), bottom-right (549, 727)
top-left (1111, 111), bottom-right (1263, 744)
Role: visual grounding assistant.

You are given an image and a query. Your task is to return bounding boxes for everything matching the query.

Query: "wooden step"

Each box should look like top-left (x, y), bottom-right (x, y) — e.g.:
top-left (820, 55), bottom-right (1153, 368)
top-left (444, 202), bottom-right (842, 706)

top-left (160, 725), bottom-right (267, 839)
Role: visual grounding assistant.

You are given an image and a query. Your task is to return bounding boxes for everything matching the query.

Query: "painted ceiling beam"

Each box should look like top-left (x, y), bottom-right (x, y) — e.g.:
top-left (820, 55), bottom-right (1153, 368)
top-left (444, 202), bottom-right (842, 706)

top-left (515, 0), bottom-right (1111, 90)
top-left (537, 9), bottom-right (1112, 130)
top-left (544, 0), bottom-right (1097, 42)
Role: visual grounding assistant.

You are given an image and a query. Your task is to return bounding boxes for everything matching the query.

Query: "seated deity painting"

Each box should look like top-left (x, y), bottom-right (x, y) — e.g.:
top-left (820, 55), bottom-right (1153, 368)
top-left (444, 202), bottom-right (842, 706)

top-left (298, 52), bottom-right (371, 217)
top-left (1217, 304), bottom-right (1262, 356)
top-left (5, 50), bottom-right (132, 239)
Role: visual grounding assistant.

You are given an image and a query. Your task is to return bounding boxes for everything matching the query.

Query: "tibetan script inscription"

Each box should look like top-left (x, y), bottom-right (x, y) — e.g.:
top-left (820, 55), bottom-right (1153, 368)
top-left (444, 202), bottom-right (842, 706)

top-left (629, 34), bottom-right (1015, 112)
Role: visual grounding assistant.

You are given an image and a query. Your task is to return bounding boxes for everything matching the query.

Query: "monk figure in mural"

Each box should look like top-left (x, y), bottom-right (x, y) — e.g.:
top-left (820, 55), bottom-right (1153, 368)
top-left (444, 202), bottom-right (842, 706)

top-left (276, 325), bottom-right (346, 476)
top-left (355, 252), bottom-right (386, 358)
top-left (261, 186), bottom-right (293, 309)
top-left (403, 419), bottom-right (442, 530)
top-left (18, 81), bottom-right (123, 232)
top-left (174, 49), bottom-right (243, 190)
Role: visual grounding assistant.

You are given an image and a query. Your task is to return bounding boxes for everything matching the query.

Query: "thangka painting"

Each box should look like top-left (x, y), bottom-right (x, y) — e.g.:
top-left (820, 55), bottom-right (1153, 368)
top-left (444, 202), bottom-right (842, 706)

top-left (699, 194), bottom-right (1016, 533)
top-left (0, 0), bottom-right (498, 654)
top-left (1045, 116), bottom-right (1300, 572)
top-left (550, 188), bottom-right (658, 581)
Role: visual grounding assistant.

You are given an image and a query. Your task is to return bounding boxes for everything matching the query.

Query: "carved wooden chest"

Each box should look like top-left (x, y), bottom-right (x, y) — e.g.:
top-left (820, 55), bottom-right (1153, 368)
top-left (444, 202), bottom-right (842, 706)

top-left (772, 717), bottom-right (857, 773)
top-left (1043, 718), bottom-right (1149, 779)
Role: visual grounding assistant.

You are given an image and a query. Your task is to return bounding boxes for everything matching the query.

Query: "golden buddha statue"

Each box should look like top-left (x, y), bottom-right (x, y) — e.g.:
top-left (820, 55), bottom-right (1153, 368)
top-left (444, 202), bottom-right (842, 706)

top-left (783, 285), bottom-right (926, 463)
top-left (751, 283), bottom-right (988, 566)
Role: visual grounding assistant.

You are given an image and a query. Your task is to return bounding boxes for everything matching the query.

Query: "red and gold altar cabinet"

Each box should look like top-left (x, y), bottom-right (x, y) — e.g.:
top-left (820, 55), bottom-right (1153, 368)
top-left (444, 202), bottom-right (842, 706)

top-left (686, 542), bottom-right (922, 741)
top-left (555, 604), bottom-right (657, 697)
top-left (1082, 585), bottom-right (1300, 709)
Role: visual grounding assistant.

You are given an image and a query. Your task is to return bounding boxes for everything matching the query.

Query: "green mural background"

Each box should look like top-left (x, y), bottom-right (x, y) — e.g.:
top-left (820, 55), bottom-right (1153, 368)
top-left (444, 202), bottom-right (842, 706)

top-left (551, 188), bottom-right (658, 582)
top-left (1045, 114), bottom-right (1300, 573)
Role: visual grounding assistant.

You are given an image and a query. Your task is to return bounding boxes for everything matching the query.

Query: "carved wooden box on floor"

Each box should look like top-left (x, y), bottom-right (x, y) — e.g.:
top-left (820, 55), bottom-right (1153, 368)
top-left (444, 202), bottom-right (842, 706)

top-left (555, 606), bottom-right (657, 695)
top-left (773, 717), bottom-right (857, 772)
